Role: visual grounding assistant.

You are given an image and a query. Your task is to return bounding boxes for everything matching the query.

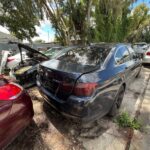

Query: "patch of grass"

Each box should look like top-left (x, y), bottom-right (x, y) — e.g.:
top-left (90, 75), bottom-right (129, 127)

top-left (114, 112), bottom-right (141, 130)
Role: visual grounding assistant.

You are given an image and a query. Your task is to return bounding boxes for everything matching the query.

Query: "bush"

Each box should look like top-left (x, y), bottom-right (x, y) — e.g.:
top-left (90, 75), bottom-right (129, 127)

top-left (114, 112), bottom-right (141, 130)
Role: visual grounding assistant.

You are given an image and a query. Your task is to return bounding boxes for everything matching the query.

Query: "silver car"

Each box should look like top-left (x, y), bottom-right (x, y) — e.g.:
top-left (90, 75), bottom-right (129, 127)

top-left (133, 42), bottom-right (149, 56)
top-left (143, 47), bottom-right (150, 64)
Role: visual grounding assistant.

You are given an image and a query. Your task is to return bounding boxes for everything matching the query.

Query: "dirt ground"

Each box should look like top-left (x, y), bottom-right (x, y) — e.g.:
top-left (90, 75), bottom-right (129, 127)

top-left (6, 66), bottom-right (150, 150)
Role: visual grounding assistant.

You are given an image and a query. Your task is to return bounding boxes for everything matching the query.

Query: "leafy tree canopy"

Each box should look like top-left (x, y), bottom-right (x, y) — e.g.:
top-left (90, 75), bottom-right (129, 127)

top-left (0, 0), bottom-right (42, 42)
top-left (0, 0), bottom-right (150, 44)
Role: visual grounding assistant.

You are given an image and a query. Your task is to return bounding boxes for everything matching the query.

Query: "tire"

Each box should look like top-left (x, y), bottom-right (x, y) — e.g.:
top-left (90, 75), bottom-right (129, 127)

top-left (108, 86), bottom-right (125, 117)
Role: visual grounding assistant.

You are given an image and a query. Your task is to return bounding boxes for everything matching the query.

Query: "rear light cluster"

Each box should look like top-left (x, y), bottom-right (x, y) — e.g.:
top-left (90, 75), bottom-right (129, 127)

top-left (61, 82), bottom-right (98, 97)
top-left (146, 52), bottom-right (150, 56)
top-left (7, 57), bottom-right (15, 62)
top-left (0, 83), bottom-right (22, 100)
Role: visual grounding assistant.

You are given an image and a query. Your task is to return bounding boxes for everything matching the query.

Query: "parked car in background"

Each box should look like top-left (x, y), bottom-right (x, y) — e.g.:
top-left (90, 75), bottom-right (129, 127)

top-left (143, 47), bottom-right (150, 64)
top-left (7, 51), bottom-right (28, 69)
top-left (132, 42), bottom-right (149, 58)
top-left (6, 42), bottom-right (75, 88)
top-left (6, 46), bottom-right (63, 70)
top-left (7, 42), bottom-right (49, 88)
top-left (0, 50), bottom-right (10, 74)
top-left (0, 76), bottom-right (34, 149)
top-left (37, 43), bottom-right (142, 123)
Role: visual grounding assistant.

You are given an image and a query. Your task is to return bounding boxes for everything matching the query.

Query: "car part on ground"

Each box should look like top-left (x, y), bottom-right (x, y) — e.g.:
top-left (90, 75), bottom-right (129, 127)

top-left (0, 76), bottom-right (34, 149)
top-left (37, 43), bottom-right (142, 123)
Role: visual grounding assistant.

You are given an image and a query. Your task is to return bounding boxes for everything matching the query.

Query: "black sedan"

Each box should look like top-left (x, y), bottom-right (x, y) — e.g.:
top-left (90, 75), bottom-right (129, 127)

top-left (37, 43), bottom-right (142, 123)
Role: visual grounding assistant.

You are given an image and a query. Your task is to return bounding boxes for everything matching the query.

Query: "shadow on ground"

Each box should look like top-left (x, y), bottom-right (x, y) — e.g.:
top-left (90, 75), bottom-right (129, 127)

top-left (43, 102), bottom-right (111, 140)
top-left (6, 121), bottom-right (50, 150)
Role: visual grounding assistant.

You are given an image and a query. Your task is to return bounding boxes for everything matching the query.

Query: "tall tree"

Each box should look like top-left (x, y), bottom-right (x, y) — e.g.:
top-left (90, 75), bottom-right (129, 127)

top-left (34, 0), bottom-right (96, 45)
top-left (0, 0), bottom-right (42, 42)
top-left (94, 0), bottom-right (132, 42)
top-left (127, 3), bottom-right (150, 42)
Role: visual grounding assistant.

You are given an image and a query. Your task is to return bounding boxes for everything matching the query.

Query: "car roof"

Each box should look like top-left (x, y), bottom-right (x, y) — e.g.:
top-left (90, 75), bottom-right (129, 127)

top-left (134, 42), bottom-right (147, 45)
top-left (92, 43), bottom-right (115, 49)
top-left (91, 43), bottom-right (130, 49)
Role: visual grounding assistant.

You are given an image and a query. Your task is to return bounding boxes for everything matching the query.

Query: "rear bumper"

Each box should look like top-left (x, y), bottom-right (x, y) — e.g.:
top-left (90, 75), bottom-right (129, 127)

top-left (37, 80), bottom-right (113, 123)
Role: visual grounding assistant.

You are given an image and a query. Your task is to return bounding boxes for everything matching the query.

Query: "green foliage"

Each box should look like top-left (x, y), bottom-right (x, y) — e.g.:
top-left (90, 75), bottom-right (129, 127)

top-left (115, 112), bottom-right (141, 130)
top-left (127, 4), bottom-right (150, 42)
top-left (0, 0), bottom-right (41, 42)
top-left (94, 0), bottom-right (134, 42)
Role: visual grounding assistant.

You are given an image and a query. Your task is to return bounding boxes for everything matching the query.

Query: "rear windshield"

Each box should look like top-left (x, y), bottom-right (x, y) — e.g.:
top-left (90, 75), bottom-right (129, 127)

top-left (57, 46), bottom-right (111, 67)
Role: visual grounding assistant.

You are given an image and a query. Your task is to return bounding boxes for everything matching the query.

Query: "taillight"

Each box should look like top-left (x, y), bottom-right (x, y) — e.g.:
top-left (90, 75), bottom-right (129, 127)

top-left (146, 52), bottom-right (150, 56)
top-left (73, 83), bottom-right (98, 96)
top-left (61, 82), bottom-right (98, 97)
top-left (0, 83), bottom-right (22, 100)
top-left (7, 57), bottom-right (15, 62)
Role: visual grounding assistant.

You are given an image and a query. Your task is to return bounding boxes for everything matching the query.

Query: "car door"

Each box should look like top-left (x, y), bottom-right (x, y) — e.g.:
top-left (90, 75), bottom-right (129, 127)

top-left (0, 100), bottom-right (13, 148)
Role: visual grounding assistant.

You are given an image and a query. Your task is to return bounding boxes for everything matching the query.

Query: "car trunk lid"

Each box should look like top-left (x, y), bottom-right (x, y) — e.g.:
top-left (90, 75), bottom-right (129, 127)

top-left (39, 59), bottom-right (98, 100)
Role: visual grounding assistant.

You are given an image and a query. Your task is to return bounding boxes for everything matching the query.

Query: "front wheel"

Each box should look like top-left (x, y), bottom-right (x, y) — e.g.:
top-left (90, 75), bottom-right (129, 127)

top-left (108, 86), bottom-right (125, 117)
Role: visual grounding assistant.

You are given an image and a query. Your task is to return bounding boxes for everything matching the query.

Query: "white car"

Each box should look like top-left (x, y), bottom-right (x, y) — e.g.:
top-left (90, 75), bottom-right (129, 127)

top-left (6, 51), bottom-right (28, 69)
top-left (143, 48), bottom-right (150, 64)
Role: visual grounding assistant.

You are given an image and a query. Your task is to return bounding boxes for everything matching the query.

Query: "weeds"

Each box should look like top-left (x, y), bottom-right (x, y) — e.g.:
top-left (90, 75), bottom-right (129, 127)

top-left (114, 112), bottom-right (141, 130)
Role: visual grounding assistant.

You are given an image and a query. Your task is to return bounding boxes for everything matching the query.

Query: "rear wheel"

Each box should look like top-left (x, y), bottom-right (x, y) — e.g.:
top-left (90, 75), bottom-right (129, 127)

top-left (108, 86), bottom-right (125, 117)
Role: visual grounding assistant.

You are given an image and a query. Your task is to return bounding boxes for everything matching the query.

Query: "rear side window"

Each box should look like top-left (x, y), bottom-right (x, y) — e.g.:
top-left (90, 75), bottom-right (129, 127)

top-left (115, 46), bottom-right (130, 65)
top-left (57, 46), bottom-right (111, 67)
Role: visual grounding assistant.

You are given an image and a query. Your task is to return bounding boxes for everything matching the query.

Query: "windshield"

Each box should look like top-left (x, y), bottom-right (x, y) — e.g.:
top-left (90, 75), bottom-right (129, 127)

top-left (56, 46), bottom-right (111, 67)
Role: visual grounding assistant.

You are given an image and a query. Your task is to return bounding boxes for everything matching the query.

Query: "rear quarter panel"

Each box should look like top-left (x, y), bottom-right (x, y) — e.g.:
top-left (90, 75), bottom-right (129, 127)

top-left (78, 66), bottom-right (124, 118)
top-left (0, 91), bottom-right (33, 149)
